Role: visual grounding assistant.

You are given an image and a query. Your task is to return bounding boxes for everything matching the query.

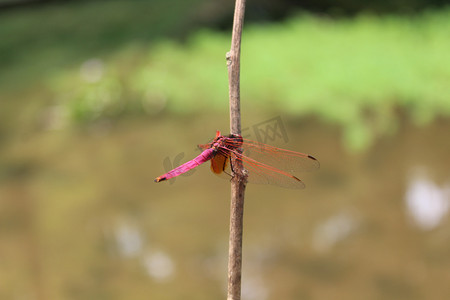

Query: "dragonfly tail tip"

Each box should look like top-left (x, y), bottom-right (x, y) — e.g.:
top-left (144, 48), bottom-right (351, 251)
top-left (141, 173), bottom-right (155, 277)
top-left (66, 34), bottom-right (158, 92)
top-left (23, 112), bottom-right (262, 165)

top-left (154, 177), bottom-right (166, 183)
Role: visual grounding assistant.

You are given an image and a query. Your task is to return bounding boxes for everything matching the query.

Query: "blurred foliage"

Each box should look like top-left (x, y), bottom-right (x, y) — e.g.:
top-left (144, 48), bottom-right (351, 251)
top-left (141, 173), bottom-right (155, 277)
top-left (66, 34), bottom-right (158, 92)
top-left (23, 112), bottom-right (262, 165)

top-left (2, 0), bottom-right (447, 16)
top-left (1, 1), bottom-right (449, 152)
top-left (279, 0), bottom-right (448, 14)
top-left (45, 9), bottom-right (450, 151)
top-left (1, 0), bottom-right (448, 90)
top-left (0, 0), bottom-right (206, 90)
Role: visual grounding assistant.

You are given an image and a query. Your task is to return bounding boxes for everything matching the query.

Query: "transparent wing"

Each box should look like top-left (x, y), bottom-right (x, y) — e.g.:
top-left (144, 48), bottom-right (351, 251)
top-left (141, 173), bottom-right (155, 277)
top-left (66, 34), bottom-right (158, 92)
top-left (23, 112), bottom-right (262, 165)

top-left (201, 135), bottom-right (319, 189)
top-left (222, 138), bottom-right (319, 171)
top-left (215, 147), bottom-right (311, 189)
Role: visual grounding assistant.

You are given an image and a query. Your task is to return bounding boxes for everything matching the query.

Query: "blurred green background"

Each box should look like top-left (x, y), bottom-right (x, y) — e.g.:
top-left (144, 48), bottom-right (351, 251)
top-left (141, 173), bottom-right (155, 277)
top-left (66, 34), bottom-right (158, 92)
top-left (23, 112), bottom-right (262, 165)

top-left (1, 0), bottom-right (450, 299)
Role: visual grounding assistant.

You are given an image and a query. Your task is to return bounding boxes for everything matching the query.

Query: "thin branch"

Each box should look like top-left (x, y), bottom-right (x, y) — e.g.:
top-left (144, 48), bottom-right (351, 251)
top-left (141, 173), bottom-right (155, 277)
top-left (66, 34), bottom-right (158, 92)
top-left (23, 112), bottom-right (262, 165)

top-left (226, 0), bottom-right (247, 300)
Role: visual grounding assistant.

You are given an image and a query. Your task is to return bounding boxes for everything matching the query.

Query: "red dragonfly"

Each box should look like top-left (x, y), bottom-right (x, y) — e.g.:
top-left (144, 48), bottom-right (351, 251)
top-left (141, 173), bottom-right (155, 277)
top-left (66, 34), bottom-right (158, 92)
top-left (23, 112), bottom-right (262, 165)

top-left (155, 131), bottom-right (319, 189)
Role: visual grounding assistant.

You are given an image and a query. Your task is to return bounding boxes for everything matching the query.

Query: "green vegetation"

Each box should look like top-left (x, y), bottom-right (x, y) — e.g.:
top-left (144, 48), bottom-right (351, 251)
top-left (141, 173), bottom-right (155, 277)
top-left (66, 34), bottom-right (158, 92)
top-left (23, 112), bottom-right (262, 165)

top-left (1, 5), bottom-right (450, 150)
top-left (53, 9), bottom-right (450, 150)
top-left (0, 0), bottom-right (205, 89)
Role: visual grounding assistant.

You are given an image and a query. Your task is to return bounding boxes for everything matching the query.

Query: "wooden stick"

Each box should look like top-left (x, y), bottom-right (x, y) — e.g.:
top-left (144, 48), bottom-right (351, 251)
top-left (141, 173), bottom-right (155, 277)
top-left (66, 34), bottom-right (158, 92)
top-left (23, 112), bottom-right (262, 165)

top-left (226, 1), bottom-right (247, 300)
top-left (227, 0), bottom-right (245, 135)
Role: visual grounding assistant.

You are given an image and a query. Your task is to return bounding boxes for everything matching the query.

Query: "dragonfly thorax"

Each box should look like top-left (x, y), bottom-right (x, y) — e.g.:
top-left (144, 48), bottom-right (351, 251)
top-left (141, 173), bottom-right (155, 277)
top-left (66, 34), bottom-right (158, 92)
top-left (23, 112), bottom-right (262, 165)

top-left (212, 134), bottom-right (243, 151)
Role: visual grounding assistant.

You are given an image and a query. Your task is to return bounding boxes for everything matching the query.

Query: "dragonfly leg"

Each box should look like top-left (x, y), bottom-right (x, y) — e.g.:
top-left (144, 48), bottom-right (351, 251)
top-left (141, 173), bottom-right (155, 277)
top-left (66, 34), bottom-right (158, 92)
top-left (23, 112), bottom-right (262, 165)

top-left (222, 157), bottom-right (234, 180)
top-left (223, 155), bottom-right (233, 178)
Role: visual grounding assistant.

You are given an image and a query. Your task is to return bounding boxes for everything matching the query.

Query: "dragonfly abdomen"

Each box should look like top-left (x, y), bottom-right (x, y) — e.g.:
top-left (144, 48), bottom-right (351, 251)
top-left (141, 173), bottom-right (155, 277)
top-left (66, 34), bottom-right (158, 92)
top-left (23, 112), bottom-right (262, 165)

top-left (154, 148), bottom-right (215, 182)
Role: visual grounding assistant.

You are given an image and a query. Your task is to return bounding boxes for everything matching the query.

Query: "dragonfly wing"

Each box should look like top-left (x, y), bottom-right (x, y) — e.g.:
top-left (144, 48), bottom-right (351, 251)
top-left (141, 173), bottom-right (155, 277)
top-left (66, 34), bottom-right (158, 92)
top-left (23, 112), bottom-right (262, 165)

top-left (214, 147), bottom-right (305, 189)
top-left (230, 138), bottom-right (320, 174)
top-left (207, 135), bottom-right (318, 189)
top-left (236, 152), bottom-right (306, 189)
top-left (217, 138), bottom-right (319, 189)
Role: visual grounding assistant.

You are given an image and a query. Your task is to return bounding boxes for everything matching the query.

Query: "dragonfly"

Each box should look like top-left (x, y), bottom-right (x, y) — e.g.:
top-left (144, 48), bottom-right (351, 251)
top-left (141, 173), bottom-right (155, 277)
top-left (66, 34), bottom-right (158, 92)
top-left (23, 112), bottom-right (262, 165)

top-left (155, 131), bottom-right (319, 189)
